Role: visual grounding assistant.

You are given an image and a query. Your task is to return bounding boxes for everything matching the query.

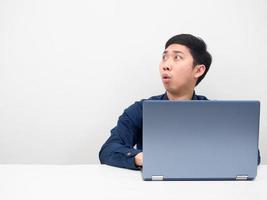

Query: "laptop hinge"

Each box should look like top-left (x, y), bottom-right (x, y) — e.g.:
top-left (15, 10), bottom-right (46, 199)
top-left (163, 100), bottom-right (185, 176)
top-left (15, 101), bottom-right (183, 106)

top-left (152, 176), bottom-right (164, 181)
top-left (236, 175), bottom-right (248, 180)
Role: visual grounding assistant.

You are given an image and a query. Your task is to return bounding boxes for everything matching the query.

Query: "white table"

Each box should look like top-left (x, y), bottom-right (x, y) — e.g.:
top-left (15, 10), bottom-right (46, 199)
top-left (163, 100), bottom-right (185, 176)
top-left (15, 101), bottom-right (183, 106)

top-left (0, 164), bottom-right (266, 200)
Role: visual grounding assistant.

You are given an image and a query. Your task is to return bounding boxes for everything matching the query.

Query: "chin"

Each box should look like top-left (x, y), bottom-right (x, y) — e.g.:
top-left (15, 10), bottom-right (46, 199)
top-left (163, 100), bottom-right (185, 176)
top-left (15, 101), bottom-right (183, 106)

top-left (165, 88), bottom-right (176, 94)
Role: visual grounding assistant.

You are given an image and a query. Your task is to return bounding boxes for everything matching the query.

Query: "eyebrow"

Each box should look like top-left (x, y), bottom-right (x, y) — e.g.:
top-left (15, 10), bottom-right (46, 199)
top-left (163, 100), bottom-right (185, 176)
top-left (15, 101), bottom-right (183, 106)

top-left (163, 50), bottom-right (185, 54)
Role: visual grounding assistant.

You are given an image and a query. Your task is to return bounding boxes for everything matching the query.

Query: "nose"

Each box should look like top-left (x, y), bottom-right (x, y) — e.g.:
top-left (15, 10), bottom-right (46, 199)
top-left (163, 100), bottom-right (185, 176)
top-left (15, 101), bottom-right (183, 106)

top-left (161, 57), bottom-right (173, 71)
top-left (163, 65), bottom-right (171, 71)
top-left (160, 56), bottom-right (173, 72)
top-left (162, 60), bottom-right (173, 71)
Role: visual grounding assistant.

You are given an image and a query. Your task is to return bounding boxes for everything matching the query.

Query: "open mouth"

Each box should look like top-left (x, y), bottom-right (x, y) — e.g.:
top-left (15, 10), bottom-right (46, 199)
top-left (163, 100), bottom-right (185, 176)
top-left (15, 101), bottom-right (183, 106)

top-left (162, 74), bottom-right (172, 80)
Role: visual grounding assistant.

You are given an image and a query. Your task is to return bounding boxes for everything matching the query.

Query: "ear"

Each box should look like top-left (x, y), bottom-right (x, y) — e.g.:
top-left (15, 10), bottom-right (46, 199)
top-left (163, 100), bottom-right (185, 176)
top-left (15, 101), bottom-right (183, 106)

top-left (193, 64), bottom-right (206, 79)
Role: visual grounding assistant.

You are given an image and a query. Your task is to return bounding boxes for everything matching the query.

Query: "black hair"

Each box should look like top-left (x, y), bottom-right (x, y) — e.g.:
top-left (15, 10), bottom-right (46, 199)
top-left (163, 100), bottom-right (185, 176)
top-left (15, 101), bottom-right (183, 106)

top-left (165, 34), bottom-right (212, 86)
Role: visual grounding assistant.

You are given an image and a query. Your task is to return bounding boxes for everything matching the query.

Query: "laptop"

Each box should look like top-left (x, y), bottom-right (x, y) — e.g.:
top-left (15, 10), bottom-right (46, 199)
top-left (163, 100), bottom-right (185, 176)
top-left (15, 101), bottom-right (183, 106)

top-left (142, 100), bottom-right (260, 181)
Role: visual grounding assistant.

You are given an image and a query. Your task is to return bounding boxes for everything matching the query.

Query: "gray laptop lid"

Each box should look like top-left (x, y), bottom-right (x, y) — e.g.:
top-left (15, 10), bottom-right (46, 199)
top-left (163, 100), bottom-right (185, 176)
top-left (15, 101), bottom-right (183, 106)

top-left (142, 100), bottom-right (260, 180)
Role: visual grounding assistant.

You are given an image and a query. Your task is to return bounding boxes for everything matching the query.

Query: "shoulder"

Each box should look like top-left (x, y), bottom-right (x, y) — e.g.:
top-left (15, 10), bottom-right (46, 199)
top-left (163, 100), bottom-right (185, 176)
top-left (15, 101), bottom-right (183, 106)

top-left (122, 94), bottom-right (165, 126)
top-left (125, 93), bottom-right (165, 112)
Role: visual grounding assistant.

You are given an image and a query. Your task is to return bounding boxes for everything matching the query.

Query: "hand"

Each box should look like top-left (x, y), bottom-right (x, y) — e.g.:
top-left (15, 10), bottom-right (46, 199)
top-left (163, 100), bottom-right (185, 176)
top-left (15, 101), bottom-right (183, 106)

top-left (134, 152), bottom-right (143, 167)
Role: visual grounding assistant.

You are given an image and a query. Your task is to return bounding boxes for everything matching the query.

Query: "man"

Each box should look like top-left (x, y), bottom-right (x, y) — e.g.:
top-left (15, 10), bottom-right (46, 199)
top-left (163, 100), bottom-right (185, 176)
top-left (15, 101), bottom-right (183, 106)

top-left (99, 34), bottom-right (261, 170)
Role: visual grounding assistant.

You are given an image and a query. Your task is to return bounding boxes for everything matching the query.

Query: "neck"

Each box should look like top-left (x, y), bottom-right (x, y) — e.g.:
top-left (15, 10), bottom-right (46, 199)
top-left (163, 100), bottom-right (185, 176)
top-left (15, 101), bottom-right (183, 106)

top-left (167, 89), bottom-right (194, 100)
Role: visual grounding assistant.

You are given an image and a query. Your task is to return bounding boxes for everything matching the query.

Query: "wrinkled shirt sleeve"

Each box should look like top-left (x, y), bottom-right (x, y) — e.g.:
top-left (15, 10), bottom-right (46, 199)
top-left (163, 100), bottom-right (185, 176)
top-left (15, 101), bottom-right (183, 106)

top-left (99, 104), bottom-right (142, 170)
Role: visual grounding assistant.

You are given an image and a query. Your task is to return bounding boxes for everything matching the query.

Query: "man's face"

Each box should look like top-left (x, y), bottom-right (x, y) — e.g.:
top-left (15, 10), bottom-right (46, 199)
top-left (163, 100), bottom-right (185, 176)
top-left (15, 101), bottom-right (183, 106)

top-left (159, 44), bottom-right (198, 95)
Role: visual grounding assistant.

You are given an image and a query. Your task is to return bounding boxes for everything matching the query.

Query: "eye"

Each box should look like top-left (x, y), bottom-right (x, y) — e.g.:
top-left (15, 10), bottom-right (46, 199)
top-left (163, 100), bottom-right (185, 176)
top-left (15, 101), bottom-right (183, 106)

top-left (174, 55), bottom-right (182, 60)
top-left (162, 54), bottom-right (167, 60)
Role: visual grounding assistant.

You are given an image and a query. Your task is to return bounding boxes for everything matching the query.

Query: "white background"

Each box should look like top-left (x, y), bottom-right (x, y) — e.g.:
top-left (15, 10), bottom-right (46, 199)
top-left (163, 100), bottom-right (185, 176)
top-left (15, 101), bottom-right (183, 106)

top-left (0, 0), bottom-right (266, 164)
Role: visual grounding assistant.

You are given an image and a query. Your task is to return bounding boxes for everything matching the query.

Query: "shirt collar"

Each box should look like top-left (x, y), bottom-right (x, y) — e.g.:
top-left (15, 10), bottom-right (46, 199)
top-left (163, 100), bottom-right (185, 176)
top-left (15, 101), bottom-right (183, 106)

top-left (163, 91), bottom-right (197, 100)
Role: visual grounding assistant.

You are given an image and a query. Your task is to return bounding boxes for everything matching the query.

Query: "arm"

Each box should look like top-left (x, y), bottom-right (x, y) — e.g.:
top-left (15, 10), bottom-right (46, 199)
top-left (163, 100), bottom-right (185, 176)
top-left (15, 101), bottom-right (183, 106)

top-left (99, 103), bottom-right (142, 170)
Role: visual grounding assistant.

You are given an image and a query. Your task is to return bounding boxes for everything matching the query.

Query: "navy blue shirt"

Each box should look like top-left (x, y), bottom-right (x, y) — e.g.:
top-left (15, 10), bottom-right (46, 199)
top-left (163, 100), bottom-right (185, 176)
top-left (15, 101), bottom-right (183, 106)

top-left (99, 92), bottom-right (261, 170)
